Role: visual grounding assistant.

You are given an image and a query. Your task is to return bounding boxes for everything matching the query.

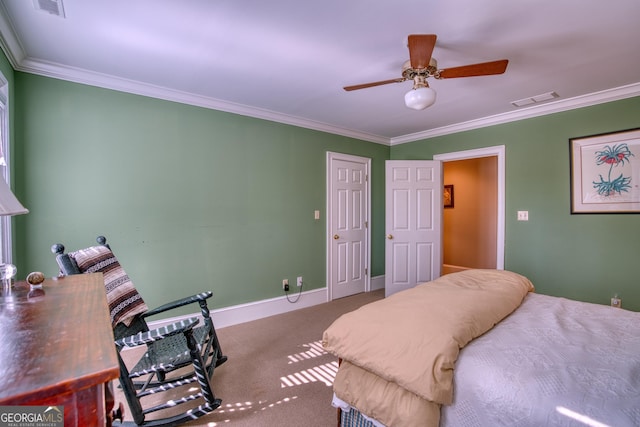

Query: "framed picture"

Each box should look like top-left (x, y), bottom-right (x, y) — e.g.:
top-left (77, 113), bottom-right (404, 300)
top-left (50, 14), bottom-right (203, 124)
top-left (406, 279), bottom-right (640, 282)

top-left (444, 184), bottom-right (454, 208)
top-left (570, 128), bottom-right (640, 213)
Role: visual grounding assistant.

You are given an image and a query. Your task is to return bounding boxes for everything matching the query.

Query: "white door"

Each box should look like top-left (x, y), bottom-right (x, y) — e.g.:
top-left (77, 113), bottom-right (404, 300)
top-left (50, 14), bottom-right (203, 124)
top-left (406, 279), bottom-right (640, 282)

top-left (328, 153), bottom-right (370, 300)
top-left (385, 160), bottom-right (442, 297)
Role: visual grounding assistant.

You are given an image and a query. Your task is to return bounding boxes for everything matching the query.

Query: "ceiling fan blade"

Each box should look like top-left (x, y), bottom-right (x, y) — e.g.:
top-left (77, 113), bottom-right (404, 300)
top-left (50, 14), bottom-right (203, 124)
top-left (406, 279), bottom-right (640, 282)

top-left (343, 78), bottom-right (406, 91)
top-left (437, 59), bottom-right (509, 79)
top-left (408, 34), bottom-right (437, 69)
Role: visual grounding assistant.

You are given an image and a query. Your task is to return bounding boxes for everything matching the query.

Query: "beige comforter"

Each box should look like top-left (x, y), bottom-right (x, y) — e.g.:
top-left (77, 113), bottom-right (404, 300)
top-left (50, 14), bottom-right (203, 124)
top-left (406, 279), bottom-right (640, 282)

top-left (322, 269), bottom-right (534, 427)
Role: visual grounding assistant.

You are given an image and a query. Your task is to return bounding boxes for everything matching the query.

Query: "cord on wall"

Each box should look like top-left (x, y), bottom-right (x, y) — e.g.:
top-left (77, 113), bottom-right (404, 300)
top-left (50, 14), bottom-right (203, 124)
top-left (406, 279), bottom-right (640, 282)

top-left (285, 279), bottom-right (303, 303)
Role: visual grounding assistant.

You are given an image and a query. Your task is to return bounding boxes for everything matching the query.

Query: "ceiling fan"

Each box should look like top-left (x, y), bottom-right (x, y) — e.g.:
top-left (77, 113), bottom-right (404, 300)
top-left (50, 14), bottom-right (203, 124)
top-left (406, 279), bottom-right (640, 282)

top-left (344, 34), bottom-right (509, 110)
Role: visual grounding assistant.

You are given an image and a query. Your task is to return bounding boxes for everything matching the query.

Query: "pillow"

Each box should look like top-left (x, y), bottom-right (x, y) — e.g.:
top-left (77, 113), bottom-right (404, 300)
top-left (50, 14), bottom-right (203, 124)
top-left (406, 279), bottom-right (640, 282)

top-left (70, 245), bottom-right (148, 327)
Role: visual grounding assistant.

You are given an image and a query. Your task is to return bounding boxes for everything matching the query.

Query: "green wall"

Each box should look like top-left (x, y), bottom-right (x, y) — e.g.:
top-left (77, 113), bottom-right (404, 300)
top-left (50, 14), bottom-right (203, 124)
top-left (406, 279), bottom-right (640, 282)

top-left (6, 42), bottom-right (639, 313)
top-left (12, 72), bottom-right (389, 311)
top-left (392, 96), bottom-right (640, 311)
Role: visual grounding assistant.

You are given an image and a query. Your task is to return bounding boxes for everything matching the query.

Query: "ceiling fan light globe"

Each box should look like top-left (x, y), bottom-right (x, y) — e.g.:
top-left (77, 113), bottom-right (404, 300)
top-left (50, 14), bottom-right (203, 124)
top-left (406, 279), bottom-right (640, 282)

top-left (404, 87), bottom-right (436, 110)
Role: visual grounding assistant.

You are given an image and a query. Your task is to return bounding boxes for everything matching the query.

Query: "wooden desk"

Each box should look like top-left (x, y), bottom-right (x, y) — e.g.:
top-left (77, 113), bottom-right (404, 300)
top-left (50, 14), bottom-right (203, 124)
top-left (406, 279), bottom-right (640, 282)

top-left (0, 273), bottom-right (120, 426)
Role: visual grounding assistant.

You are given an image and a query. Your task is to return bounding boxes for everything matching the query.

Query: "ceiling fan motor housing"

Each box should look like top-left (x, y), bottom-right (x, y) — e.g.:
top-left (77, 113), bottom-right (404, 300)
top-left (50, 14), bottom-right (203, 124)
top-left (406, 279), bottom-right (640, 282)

top-left (402, 58), bottom-right (439, 82)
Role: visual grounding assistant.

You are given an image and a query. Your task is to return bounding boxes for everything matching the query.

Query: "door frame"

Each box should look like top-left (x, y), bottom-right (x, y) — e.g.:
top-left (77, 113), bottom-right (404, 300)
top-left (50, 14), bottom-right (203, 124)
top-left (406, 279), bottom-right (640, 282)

top-left (326, 152), bottom-right (371, 301)
top-left (434, 145), bottom-right (505, 269)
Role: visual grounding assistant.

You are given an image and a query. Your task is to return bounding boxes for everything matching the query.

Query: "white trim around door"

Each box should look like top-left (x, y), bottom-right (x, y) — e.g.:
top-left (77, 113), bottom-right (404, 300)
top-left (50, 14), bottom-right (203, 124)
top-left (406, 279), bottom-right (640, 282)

top-left (434, 145), bottom-right (505, 269)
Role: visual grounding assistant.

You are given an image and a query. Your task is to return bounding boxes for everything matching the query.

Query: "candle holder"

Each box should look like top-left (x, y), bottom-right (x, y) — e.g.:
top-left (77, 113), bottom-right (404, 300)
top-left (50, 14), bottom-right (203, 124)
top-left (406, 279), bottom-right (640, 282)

top-left (0, 263), bottom-right (17, 294)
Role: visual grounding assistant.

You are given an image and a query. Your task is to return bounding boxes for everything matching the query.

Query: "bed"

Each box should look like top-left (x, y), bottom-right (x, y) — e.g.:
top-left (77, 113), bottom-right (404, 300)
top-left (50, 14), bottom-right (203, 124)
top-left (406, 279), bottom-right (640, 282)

top-left (322, 269), bottom-right (640, 427)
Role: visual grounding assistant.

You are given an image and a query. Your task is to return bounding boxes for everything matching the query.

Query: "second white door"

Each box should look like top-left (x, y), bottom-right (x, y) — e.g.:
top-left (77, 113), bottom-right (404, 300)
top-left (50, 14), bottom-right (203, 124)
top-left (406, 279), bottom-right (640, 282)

top-left (385, 160), bottom-right (442, 297)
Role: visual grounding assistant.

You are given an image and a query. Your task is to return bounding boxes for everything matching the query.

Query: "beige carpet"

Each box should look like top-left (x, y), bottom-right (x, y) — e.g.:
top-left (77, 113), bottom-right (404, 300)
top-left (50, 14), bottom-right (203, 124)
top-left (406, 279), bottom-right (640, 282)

top-left (114, 289), bottom-right (384, 426)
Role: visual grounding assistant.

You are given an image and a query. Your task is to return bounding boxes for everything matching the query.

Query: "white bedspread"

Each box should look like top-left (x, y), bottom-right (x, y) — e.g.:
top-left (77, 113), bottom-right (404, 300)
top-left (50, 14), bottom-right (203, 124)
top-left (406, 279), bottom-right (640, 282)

top-left (440, 292), bottom-right (640, 426)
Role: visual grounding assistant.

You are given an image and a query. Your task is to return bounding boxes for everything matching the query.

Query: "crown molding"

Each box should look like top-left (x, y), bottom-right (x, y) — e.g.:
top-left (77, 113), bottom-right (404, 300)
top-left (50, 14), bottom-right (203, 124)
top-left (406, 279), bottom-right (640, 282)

top-left (390, 82), bottom-right (640, 145)
top-left (9, 53), bottom-right (640, 148)
top-left (13, 56), bottom-right (391, 145)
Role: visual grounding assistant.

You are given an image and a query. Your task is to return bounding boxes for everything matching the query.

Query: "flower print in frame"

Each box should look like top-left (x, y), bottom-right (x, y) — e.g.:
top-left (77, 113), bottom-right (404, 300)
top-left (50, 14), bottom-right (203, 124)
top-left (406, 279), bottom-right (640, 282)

top-left (570, 128), bottom-right (640, 213)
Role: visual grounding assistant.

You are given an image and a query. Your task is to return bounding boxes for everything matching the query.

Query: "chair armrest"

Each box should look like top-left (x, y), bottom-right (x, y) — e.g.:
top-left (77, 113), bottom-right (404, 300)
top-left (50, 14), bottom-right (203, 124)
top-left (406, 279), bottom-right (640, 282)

top-left (115, 317), bottom-right (200, 349)
top-left (141, 291), bottom-right (213, 318)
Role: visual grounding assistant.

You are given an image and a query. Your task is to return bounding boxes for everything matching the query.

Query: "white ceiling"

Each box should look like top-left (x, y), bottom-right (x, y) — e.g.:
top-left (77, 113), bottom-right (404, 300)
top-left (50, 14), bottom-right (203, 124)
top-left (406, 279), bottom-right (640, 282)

top-left (1, 0), bottom-right (639, 145)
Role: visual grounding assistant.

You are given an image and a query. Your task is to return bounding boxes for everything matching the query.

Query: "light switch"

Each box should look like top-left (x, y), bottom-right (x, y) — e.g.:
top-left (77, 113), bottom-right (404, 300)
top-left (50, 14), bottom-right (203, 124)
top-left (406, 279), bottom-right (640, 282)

top-left (517, 211), bottom-right (529, 221)
top-left (314, 210), bottom-right (320, 220)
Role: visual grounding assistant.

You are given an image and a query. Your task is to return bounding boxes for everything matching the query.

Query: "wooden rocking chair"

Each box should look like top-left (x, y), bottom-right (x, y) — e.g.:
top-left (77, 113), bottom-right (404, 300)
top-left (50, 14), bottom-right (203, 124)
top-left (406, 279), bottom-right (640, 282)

top-left (52, 236), bottom-right (227, 426)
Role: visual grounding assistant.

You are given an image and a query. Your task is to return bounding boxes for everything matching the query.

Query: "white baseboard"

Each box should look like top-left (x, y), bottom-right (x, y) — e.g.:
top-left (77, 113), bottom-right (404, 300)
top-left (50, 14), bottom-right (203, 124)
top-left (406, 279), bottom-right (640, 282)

top-left (148, 275), bottom-right (385, 330)
top-left (148, 287), bottom-right (327, 330)
top-left (209, 287), bottom-right (329, 328)
top-left (370, 275), bottom-right (384, 291)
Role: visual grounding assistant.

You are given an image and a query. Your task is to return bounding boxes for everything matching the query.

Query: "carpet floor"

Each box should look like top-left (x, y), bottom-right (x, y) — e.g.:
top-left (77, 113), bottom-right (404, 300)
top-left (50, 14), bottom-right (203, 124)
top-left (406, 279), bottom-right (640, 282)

top-left (114, 289), bottom-right (384, 427)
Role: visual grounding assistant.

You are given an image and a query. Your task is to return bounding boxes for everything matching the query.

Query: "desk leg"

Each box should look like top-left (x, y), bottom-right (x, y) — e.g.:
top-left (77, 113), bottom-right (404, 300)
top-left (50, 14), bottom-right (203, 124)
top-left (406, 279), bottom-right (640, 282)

top-left (105, 382), bottom-right (114, 427)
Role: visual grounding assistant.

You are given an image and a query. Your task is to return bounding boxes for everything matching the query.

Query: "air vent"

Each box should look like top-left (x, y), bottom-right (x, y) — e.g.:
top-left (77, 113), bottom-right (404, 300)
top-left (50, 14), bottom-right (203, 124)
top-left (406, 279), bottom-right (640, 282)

top-left (511, 91), bottom-right (559, 107)
top-left (33, 0), bottom-right (66, 18)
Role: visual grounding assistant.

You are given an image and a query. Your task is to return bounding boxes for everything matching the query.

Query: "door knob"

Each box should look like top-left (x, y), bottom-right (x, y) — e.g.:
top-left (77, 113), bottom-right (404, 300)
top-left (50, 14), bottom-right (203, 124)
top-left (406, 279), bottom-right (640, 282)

top-left (333, 234), bottom-right (340, 240)
top-left (386, 234), bottom-right (393, 239)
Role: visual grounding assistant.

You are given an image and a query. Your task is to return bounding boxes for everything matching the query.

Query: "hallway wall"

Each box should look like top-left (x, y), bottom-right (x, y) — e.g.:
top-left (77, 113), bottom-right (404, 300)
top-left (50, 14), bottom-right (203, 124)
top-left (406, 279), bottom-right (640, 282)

top-left (443, 157), bottom-right (497, 269)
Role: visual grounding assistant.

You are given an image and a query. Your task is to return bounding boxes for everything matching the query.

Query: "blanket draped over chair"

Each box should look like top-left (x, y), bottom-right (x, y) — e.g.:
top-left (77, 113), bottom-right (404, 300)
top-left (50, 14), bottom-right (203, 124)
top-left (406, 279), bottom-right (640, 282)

top-left (70, 245), bottom-right (149, 327)
top-left (322, 269), bottom-right (534, 427)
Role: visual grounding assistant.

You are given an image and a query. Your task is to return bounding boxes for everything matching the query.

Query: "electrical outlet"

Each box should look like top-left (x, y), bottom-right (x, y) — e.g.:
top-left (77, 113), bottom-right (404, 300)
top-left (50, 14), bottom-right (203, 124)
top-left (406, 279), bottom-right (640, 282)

top-left (297, 276), bottom-right (303, 287)
top-left (282, 279), bottom-right (289, 292)
top-left (611, 295), bottom-right (621, 308)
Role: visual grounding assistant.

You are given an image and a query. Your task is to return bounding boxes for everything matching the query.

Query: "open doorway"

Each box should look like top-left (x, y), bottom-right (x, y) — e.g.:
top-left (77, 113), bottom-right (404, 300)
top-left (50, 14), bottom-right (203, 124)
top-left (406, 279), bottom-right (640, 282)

top-left (442, 157), bottom-right (497, 273)
top-left (434, 146), bottom-right (505, 273)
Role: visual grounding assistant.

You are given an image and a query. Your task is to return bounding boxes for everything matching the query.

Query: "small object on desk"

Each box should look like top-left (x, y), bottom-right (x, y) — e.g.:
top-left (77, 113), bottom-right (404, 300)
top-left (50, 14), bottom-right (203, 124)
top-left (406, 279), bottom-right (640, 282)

top-left (26, 271), bottom-right (46, 287)
top-left (27, 271), bottom-right (44, 300)
top-left (26, 272), bottom-right (47, 299)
